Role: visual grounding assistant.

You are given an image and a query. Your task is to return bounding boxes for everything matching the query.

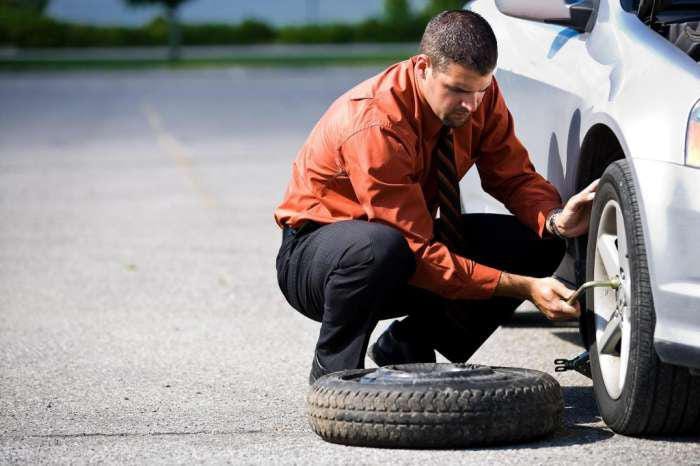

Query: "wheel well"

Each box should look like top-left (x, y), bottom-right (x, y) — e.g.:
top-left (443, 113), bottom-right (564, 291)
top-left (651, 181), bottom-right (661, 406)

top-left (573, 124), bottom-right (625, 348)
top-left (575, 124), bottom-right (625, 194)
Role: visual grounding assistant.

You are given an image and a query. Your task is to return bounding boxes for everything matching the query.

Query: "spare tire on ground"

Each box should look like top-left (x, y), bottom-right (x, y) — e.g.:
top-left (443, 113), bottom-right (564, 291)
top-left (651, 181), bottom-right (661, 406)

top-left (307, 363), bottom-right (563, 448)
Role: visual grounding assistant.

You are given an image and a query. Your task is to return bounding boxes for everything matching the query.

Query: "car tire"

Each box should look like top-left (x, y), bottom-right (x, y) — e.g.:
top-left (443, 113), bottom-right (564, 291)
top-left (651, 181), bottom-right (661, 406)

top-left (586, 160), bottom-right (700, 435)
top-left (307, 363), bottom-right (563, 448)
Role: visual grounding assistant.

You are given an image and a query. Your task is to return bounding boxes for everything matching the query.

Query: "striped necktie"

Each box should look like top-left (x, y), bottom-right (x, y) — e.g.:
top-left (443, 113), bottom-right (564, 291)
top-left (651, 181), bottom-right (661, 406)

top-left (434, 127), bottom-right (465, 253)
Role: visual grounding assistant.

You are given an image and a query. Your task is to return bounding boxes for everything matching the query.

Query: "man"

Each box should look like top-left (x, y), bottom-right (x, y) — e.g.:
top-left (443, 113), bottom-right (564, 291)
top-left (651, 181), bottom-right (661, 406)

top-left (274, 10), bottom-right (598, 384)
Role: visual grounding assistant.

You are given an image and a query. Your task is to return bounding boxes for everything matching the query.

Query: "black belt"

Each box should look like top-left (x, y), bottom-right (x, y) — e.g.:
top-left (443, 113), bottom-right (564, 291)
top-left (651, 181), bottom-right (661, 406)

top-left (283, 220), bottom-right (322, 240)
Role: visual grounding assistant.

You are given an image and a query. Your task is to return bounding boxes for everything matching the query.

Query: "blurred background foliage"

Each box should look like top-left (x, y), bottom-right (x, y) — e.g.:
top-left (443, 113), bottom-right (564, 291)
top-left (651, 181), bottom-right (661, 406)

top-left (0, 0), bottom-right (463, 47)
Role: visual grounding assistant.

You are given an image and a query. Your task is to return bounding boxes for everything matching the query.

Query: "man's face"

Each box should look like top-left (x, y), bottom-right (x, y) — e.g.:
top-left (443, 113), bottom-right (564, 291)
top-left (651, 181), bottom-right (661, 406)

top-left (416, 56), bottom-right (493, 128)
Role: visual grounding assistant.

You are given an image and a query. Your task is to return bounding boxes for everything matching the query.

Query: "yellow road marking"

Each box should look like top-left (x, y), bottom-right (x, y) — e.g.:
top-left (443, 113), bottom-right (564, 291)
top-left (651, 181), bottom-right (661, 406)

top-left (142, 103), bottom-right (219, 209)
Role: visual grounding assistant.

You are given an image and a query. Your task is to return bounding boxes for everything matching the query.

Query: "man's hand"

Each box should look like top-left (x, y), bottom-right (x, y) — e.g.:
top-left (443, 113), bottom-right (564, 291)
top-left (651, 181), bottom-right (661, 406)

top-left (528, 276), bottom-right (580, 321)
top-left (495, 273), bottom-right (580, 321)
top-left (554, 179), bottom-right (599, 238)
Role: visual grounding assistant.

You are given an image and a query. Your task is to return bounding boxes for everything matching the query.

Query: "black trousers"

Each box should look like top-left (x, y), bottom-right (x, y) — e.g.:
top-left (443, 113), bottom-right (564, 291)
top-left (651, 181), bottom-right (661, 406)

top-left (275, 214), bottom-right (565, 374)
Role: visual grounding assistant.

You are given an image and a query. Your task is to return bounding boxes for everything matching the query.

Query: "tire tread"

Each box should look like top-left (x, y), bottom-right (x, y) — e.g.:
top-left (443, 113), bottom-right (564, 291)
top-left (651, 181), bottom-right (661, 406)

top-left (307, 367), bottom-right (563, 448)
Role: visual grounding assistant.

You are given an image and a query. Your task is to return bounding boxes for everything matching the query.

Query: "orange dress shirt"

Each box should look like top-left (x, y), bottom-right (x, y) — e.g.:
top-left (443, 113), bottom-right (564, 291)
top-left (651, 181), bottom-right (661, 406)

top-left (274, 56), bottom-right (562, 300)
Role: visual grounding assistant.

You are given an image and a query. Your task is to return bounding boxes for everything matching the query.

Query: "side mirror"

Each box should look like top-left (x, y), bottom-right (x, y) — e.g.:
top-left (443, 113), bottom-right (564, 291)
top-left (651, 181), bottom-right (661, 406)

top-left (495, 0), bottom-right (598, 33)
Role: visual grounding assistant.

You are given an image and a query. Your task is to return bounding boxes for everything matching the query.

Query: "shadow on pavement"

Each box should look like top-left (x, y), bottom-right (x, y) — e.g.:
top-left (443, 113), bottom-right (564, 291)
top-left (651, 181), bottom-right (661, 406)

top-left (536, 385), bottom-right (615, 448)
top-left (562, 385), bottom-right (598, 425)
top-left (504, 310), bottom-right (578, 328)
top-left (550, 328), bottom-right (584, 347)
top-left (558, 386), bottom-right (700, 446)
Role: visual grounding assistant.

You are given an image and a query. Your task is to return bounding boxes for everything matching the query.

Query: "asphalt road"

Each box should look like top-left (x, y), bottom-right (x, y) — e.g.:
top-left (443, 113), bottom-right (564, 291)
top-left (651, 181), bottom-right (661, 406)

top-left (1, 67), bottom-right (698, 464)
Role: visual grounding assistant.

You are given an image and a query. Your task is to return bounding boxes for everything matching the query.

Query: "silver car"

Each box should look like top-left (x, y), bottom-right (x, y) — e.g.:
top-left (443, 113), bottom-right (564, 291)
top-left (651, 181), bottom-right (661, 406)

top-left (461, 0), bottom-right (700, 435)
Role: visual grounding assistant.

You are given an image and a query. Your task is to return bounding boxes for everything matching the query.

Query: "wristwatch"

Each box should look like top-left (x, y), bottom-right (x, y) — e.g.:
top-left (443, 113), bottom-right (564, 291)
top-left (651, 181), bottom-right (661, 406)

top-left (547, 208), bottom-right (566, 239)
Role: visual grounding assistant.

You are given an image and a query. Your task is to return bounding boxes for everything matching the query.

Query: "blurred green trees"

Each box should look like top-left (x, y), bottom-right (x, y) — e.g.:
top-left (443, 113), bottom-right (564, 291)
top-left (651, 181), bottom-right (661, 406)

top-left (420, 0), bottom-right (466, 19)
top-left (0, 0), bottom-right (468, 48)
top-left (124, 0), bottom-right (194, 60)
top-left (0, 0), bottom-right (48, 14)
top-left (384, 0), bottom-right (412, 26)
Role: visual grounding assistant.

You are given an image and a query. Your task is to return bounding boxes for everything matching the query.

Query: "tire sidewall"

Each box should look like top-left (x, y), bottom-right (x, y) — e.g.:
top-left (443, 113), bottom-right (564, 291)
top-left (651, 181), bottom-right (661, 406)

top-left (586, 160), bottom-right (653, 431)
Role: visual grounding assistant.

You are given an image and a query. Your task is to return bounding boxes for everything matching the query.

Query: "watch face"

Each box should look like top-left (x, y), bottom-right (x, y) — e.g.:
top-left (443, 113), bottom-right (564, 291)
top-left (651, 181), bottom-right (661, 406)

top-left (547, 209), bottom-right (563, 238)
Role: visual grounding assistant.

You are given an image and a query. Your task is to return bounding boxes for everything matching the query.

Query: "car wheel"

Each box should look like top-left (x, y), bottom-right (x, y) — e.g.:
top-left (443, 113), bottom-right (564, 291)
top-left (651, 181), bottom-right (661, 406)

top-left (586, 160), bottom-right (700, 435)
top-left (307, 363), bottom-right (563, 448)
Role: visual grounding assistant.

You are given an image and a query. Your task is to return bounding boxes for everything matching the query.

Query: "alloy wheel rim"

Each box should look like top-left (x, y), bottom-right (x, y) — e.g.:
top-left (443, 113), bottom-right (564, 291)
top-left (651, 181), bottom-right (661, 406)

top-left (594, 199), bottom-right (632, 400)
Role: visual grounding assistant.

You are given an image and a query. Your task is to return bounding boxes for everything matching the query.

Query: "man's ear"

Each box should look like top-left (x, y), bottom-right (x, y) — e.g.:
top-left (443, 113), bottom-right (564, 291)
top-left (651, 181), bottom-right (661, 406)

top-left (415, 54), bottom-right (432, 80)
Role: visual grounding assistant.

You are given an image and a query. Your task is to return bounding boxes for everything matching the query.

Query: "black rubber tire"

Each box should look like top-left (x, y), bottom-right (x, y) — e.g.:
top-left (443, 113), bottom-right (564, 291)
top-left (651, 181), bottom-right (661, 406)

top-left (307, 363), bottom-right (563, 448)
top-left (586, 160), bottom-right (700, 435)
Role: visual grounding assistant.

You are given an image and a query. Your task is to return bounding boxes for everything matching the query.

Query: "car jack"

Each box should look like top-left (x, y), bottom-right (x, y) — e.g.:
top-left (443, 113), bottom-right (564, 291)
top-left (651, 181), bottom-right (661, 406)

top-left (555, 351), bottom-right (591, 378)
top-left (553, 277), bottom-right (622, 379)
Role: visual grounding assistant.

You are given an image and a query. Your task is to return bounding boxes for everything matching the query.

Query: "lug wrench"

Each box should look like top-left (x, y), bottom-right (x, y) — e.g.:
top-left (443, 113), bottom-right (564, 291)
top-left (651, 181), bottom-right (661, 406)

top-left (554, 277), bottom-right (622, 377)
top-left (564, 277), bottom-right (621, 307)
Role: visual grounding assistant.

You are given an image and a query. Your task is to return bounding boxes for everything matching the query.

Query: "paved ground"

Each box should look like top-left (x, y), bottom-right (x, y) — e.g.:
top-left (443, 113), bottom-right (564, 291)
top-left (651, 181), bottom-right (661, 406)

top-left (0, 67), bottom-right (698, 464)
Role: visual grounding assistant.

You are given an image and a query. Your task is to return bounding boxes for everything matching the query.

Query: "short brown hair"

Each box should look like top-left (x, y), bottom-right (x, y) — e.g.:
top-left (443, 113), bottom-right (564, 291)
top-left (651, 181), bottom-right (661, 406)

top-left (420, 10), bottom-right (498, 75)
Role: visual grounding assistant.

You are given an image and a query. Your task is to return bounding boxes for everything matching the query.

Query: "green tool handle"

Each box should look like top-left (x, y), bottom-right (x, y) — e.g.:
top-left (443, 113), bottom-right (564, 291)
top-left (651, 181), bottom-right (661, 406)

top-left (565, 277), bottom-right (621, 306)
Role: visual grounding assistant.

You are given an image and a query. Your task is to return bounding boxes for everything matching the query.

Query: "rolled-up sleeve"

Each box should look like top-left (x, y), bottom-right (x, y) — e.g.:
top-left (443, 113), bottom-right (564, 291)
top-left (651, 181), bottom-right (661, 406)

top-left (475, 81), bottom-right (563, 237)
top-left (341, 125), bottom-right (502, 300)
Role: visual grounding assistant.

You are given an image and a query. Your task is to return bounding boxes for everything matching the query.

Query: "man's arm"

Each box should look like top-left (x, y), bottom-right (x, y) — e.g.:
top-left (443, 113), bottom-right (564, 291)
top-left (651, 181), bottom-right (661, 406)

top-left (473, 79), bottom-right (600, 240)
top-left (471, 79), bottom-right (587, 318)
top-left (474, 79), bottom-right (563, 237)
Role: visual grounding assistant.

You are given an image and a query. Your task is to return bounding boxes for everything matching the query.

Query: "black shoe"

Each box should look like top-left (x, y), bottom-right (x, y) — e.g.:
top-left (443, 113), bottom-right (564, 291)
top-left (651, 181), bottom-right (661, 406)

top-left (309, 352), bottom-right (330, 385)
top-left (368, 320), bottom-right (436, 367)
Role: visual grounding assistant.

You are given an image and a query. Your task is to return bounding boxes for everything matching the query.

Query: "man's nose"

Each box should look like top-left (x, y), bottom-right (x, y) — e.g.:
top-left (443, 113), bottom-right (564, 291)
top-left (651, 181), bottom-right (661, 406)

top-left (461, 94), bottom-right (481, 113)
